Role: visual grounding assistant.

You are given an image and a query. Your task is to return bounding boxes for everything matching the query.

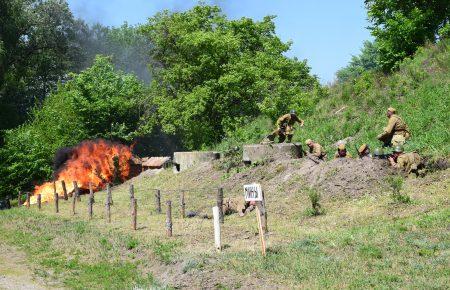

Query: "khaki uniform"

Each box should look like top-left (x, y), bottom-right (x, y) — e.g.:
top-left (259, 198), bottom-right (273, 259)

top-left (309, 143), bottom-right (326, 159)
top-left (396, 152), bottom-right (422, 174)
top-left (266, 114), bottom-right (303, 143)
top-left (377, 114), bottom-right (411, 146)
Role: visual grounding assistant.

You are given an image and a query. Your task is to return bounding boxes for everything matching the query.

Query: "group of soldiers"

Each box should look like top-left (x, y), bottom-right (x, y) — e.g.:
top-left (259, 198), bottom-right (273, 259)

top-left (262, 107), bottom-right (424, 176)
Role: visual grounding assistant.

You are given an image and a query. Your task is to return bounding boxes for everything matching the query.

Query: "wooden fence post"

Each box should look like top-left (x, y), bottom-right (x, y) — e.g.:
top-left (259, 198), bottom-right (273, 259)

top-left (88, 182), bottom-right (94, 219)
top-left (18, 191), bottom-right (22, 207)
top-left (131, 198), bottom-right (137, 230)
top-left (216, 187), bottom-right (224, 224)
top-left (26, 192), bottom-right (30, 208)
top-left (107, 183), bottom-right (113, 205)
top-left (129, 184), bottom-right (134, 208)
top-left (180, 191), bottom-right (186, 218)
top-left (61, 180), bottom-right (68, 200)
top-left (166, 200), bottom-right (172, 237)
top-left (106, 185), bottom-right (112, 223)
top-left (37, 194), bottom-right (42, 210)
top-left (72, 181), bottom-right (78, 215)
top-left (73, 181), bottom-right (81, 202)
top-left (155, 189), bottom-right (161, 214)
top-left (212, 206), bottom-right (221, 252)
top-left (53, 181), bottom-right (59, 213)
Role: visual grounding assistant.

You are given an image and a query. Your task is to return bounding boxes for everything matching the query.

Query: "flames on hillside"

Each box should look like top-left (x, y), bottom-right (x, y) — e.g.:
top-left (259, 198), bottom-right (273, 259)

top-left (31, 139), bottom-right (133, 204)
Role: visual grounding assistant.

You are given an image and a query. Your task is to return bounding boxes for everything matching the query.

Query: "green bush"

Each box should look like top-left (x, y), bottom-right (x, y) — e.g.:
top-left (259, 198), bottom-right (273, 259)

top-left (0, 56), bottom-right (150, 198)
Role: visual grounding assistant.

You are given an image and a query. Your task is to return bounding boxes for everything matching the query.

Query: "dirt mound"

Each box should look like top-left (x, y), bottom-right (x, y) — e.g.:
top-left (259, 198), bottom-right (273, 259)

top-left (219, 157), bottom-right (392, 199)
top-left (303, 158), bottom-right (392, 198)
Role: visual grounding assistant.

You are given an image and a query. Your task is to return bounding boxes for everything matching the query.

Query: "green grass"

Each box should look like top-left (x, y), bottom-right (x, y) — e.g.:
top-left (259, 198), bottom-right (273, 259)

top-left (220, 208), bottom-right (450, 288)
top-left (0, 209), bottom-right (163, 289)
top-left (213, 40), bottom-right (450, 159)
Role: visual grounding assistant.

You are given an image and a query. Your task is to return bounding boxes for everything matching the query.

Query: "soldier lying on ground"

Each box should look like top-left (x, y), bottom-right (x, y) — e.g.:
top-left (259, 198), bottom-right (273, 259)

top-left (334, 143), bottom-right (352, 159)
top-left (305, 139), bottom-right (327, 161)
top-left (358, 144), bottom-right (371, 158)
top-left (377, 107), bottom-right (411, 147)
top-left (262, 110), bottom-right (304, 143)
top-left (388, 145), bottom-right (424, 177)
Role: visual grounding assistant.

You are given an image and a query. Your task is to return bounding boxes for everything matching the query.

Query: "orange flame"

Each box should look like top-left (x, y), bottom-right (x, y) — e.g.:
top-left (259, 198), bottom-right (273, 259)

top-left (31, 139), bottom-right (132, 204)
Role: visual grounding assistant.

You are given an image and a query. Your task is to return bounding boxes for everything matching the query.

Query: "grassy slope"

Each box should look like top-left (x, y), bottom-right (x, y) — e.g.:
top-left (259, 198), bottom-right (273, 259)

top-left (0, 42), bottom-right (449, 289)
top-left (216, 40), bottom-right (450, 158)
top-left (0, 164), bottom-right (448, 289)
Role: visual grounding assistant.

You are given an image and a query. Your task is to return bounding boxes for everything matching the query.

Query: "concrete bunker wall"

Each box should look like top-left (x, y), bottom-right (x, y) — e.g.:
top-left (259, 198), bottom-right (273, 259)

top-left (173, 151), bottom-right (220, 172)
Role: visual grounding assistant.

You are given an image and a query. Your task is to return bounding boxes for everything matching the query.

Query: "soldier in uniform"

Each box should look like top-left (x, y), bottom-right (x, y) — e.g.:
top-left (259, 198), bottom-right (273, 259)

top-left (357, 144), bottom-right (371, 158)
top-left (263, 110), bottom-right (304, 143)
top-left (388, 145), bottom-right (424, 176)
top-left (334, 143), bottom-right (352, 159)
top-left (377, 107), bottom-right (411, 147)
top-left (373, 147), bottom-right (386, 159)
top-left (305, 139), bottom-right (327, 160)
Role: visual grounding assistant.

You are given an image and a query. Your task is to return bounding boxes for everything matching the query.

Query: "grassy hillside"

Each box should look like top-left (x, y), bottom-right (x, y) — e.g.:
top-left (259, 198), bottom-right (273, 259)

top-left (216, 40), bottom-right (450, 158)
top-left (0, 159), bottom-right (448, 288)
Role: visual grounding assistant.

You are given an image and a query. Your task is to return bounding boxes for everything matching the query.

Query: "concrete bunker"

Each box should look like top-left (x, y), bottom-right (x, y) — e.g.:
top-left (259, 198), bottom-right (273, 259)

top-left (173, 151), bottom-right (221, 172)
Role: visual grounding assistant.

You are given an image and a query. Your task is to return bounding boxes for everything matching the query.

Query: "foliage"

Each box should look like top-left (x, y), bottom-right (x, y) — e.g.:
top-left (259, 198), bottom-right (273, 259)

top-left (0, 0), bottom-right (84, 132)
top-left (304, 187), bottom-right (324, 216)
top-left (336, 41), bottom-right (381, 83)
top-left (299, 40), bottom-right (450, 158)
top-left (365, 0), bottom-right (450, 71)
top-left (387, 175), bottom-right (411, 203)
top-left (76, 22), bottom-right (153, 83)
top-left (0, 56), bottom-right (150, 198)
top-left (140, 5), bottom-right (323, 149)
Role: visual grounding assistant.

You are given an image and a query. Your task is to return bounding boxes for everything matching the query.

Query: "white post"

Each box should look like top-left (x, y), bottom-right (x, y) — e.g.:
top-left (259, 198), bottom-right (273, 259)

top-left (255, 206), bottom-right (266, 256)
top-left (212, 206), bottom-right (221, 252)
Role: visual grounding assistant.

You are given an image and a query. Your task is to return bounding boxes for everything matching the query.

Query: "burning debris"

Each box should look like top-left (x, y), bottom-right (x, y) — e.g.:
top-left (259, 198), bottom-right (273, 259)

top-left (32, 139), bottom-right (133, 204)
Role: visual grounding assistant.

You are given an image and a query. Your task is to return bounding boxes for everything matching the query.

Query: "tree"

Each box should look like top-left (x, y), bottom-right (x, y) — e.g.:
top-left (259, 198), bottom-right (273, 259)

top-left (0, 0), bottom-right (84, 133)
top-left (140, 5), bottom-right (322, 149)
top-left (76, 22), bottom-right (153, 83)
top-left (365, 0), bottom-right (450, 71)
top-left (0, 56), bottom-right (150, 198)
top-left (336, 41), bottom-right (380, 83)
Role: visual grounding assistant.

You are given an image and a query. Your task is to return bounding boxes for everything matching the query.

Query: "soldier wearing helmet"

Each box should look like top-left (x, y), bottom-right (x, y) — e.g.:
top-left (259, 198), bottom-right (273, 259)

top-left (263, 110), bottom-right (304, 143)
top-left (305, 139), bottom-right (327, 160)
top-left (388, 145), bottom-right (423, 176)
top-left (334, 143), bottom-right (352, 159)
top-left (373, 147), bottom-right (385, 159)
top-left (377, 107), bottom-right (411, 147)
top-left (358, 144), bottom-right (371, 158)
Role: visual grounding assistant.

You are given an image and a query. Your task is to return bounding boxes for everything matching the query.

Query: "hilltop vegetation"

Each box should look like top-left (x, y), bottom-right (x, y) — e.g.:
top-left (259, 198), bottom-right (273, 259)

top-left (217, 40), bottom-right (450, 159)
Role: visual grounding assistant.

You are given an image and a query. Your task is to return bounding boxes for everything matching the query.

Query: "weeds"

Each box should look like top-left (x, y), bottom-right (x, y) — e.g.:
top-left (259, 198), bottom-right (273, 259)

top-left (304, 187), bottom-right (324, 216)
top-left (387, 175), bottom-right (411, 203)
top-left (151, 239), bottom-right (181, 264)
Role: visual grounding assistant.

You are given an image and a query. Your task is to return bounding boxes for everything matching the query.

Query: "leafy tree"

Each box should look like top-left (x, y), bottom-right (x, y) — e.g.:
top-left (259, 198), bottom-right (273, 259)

top-left (336, 41), bottom-right (380, 83)
top-left (140, 5), bottom-right (323, 149)
top-left (0, 56), bottom-right (150, 198)
top-left (365, 0), bottom-right (450, 71)
top-left (0, 0), bottom-right (84, 133)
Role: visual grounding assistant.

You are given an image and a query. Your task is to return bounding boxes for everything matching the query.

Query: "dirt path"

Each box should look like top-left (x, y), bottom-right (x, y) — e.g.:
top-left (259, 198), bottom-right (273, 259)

top-left (0, 243), bottom-right (62, 290)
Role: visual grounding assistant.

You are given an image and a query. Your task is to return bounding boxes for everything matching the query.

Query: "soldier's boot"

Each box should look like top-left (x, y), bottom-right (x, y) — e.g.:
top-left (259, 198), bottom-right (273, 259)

top-left (278, 134), bottom-right (286, 143)
top-left (286, 134), bottom-right (293, 143)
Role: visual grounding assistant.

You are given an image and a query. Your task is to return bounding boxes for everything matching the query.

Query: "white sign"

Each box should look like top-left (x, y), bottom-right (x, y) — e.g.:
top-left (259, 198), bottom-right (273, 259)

top-left (244, 183), bottom-right (263, 201)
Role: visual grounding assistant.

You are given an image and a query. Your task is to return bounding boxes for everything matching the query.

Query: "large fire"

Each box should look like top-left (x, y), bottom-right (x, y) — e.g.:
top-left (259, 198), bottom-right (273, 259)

top-left (31, 139), bottom-right (132, 204)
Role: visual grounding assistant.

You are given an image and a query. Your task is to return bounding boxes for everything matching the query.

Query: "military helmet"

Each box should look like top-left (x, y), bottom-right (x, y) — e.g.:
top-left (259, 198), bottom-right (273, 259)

top-left (373, 147), bottom-right (384, 156)
top-left (290, 109), bottom-right (297, 115)
top-left (387, 107), bottom-right (396, 113)
top-left (338, 143), bottom-right (346, 150)
top-left (393, 145), bottom-right (404, 153)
